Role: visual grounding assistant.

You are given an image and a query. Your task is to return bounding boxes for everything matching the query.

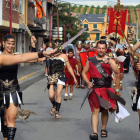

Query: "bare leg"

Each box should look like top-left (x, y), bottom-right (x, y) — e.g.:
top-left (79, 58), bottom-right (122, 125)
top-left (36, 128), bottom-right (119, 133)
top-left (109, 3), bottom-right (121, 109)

top-left (64, 84), bottom-right (68, 100)
top-left (55, 84), bottom-right (64, 118)
top-left (56, 84), bottom-right (63, 103)
top-left (65, 84), bottom-right (69, 96)
top-left (91, 108), bottom-right (100, 134)
top-left (115, 73), bottom-right (121, 96)
top-left (48, 85), bottom-right (55, 102)
top-left (113, 73), bottom-right (116, 89)
top-left (120, 73), bottom-right (123, 90)
top-left (116, 73), bottom-right (120, 90)
top-left (70, 85), bottom-right (73, 93)
top-left (48, 85), bottom-right (56, 114)
top-left (101, 109), bottom-right (108, 136)
top-left (6, 103), bottom-right (19, 128)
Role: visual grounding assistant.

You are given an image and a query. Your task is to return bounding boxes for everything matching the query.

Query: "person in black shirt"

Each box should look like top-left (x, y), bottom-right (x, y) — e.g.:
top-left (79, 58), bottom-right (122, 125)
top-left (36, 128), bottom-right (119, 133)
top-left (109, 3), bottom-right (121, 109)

top-left (0, 34), bottom-right (57, 140)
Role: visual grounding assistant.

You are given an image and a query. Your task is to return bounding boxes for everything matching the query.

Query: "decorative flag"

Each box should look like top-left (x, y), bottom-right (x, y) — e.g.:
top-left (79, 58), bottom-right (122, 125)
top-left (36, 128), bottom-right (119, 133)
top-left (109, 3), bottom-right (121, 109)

top-left (108, 8), bottom-right (127, 37)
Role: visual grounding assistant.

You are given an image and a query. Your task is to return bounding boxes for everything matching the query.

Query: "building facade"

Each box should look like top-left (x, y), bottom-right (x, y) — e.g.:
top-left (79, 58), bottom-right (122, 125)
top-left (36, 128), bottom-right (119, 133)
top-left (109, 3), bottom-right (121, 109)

top-left (0, 0), bottom-right (54, 65)
top-left (80, 14), bottom-right (106, 42)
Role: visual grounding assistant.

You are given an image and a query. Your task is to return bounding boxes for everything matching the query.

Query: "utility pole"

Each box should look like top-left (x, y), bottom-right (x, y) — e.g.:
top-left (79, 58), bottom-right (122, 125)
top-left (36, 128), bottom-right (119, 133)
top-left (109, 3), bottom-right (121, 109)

top-left (10, 0), bottom-right (13, 34)
top-left (56, 0), bottom-right (59, 39)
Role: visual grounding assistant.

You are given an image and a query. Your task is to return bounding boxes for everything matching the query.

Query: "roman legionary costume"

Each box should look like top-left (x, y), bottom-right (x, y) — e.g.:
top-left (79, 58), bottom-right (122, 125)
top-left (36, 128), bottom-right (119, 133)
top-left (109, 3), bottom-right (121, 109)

top-left (87, 56), bottom-right (129, 122)
top-left (0, 64), bottom-right (23, 139)
top-left (65, 56), bottom-right (77, 86)
top-left (84, 41), bottom-right (92, 51)
top-left (47, 39), bottom-right (68, 116)
top-left (75, 41), bottom-right (86, 88)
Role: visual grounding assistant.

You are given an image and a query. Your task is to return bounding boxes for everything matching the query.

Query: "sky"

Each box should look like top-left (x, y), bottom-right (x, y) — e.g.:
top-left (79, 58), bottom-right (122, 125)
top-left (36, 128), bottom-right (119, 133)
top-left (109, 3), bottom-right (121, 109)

top-left (61, 0), bottom-right (139, 2)
top-left (60, 0), bottom-right (140, 6)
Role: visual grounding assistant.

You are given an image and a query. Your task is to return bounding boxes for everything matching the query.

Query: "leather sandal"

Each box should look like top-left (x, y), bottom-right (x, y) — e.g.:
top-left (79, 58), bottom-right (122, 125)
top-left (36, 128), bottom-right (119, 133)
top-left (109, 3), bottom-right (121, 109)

top-left (55, 111), bottom-right (61, 119)
top-left (50, 107), bottom-right (56, 115)
top-left (81, 85), bottom-right (85, 89)
top-left (101, 129), bottom-right (108, 137)
top-left (76, 85), bottom-right (80, 88)
top-left (89, 133), bottom-right (98, 140)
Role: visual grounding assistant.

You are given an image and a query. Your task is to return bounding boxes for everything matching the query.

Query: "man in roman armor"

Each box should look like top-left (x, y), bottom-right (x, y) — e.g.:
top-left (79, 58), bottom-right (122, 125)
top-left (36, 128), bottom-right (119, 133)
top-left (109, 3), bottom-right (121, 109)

top-left (82, 40), bottom-right (128, 140)
top-left (84, 40), bottom-right (91, 51)
top-left (74, 41), bottom-right (86, 88)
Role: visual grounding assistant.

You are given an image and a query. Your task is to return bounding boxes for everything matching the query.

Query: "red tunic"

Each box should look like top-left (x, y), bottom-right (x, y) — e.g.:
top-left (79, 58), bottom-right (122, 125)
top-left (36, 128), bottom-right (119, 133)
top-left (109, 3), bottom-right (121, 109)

top-left (65, 56), bottom-right (77, 85)
top-left (88, 59), bottom-right (117, 112)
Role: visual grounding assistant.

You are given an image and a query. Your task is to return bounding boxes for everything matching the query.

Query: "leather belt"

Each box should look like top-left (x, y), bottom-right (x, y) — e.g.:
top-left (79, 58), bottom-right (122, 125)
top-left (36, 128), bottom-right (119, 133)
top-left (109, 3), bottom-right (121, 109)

top-left (91, 77), bottom-right (112, 88)
top-left (0, 84), bottom-right (20, 93)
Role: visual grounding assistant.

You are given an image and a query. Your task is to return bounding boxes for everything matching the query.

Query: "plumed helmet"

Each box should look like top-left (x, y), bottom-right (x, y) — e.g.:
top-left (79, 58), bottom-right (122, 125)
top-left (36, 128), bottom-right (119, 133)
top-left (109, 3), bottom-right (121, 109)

top-left (84, 40), bottom-right (90, 45)
top-left (54, 39), bottom-right (63, 48)
top-left (77, 41), bottom-right (82, 45)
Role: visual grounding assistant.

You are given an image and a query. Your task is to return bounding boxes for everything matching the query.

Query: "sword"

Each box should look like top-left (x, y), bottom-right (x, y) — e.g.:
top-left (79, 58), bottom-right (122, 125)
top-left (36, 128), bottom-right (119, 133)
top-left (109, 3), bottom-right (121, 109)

top-left (80, 79), bottom-right (94, 109)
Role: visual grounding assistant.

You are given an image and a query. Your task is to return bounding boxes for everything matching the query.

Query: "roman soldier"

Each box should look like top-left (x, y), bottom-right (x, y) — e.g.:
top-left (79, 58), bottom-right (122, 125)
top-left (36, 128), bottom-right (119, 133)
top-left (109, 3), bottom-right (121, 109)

top-left (116, 38), bottom-right (125, 91)
top-left (84, 40), bottom-right (91, 51)
top-left (82, 40), bottom-right (129, 140)
top-left (74, 41), bottom-right (86, 88)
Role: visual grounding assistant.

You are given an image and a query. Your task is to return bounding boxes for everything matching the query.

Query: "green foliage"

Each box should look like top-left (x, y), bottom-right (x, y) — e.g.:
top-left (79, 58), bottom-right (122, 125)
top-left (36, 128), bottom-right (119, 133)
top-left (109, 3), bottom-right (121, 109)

top-left (102, 5), bottom-right (107, 14)
top-left (83, 5), bottom-right (88, 14)
top-left (127, 6), bottom-right (132, 24)
top-left (71, 4), bottom-right (77, 12)
top-left (133, 6), bottom-right (138, 21)
top-left (136, 4), bottom-right (140, 8)
top-left (53, 2), bottom-right (87, 43)
top-left (89, 5), bottom-right (94, 14)
top-left (96, 5), bottom-right (100, 14)
top-left (77, 5), bottom-right (82, 13)
top-left (133, 38), bottom-right (136, 45)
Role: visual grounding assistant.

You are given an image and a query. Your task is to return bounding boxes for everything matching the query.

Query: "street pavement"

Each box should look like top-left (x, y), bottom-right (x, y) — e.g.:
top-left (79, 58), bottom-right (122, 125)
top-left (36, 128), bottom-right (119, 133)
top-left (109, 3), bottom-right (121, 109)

top-left (0, 65), bottom-right (140, 140)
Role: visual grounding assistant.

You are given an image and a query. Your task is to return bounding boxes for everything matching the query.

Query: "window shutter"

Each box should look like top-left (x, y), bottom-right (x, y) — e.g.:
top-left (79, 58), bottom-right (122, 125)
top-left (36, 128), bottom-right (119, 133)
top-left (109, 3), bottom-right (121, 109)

top-left (93, 24), bottom-right (97, 29)
top-left (96, 33), bottom-right (100, 41)
top-left (84, 24), bottom-right (88, 31)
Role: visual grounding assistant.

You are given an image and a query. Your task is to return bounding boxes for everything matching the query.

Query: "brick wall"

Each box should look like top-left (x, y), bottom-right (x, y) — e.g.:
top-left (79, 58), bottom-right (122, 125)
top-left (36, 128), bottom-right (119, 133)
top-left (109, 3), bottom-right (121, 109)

top-left (2, 0), bottom-right (19, 24)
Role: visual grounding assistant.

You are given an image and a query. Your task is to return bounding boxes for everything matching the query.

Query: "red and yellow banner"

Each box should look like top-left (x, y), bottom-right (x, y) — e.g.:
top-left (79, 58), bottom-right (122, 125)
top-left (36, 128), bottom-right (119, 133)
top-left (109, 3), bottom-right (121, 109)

top-left (108, 8), bottom-right (127, 37)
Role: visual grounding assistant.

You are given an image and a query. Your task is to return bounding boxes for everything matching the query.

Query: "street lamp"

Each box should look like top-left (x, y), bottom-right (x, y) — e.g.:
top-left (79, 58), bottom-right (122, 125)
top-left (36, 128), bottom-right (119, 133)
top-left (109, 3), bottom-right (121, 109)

top-left (49, 13), bottom-right (57, 43)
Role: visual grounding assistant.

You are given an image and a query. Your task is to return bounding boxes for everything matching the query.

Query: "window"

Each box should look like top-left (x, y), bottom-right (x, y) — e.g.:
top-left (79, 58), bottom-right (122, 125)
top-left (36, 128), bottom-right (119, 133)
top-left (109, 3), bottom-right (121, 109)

top-left (85, 33), bottom-right (90, 38)
top-left (19, 0), bottom-right (24, 14)
top-left (96, 33), bottom-right (100, 41)
top-left (93, 24), bottom-right (97, 29)
top-left (84, 24), bottom-right (88, 31)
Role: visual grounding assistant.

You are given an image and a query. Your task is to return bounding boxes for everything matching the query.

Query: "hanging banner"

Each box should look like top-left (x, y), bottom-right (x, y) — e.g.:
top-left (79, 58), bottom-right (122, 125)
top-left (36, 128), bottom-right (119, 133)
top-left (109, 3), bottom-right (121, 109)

top-left (108, 8), bottom-right (127, 37)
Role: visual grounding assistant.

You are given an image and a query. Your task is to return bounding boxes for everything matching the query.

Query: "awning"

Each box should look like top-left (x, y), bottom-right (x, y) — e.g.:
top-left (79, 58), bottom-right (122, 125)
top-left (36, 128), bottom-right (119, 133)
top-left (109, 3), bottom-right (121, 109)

top-left (89, 29), bottom-right (102, 34)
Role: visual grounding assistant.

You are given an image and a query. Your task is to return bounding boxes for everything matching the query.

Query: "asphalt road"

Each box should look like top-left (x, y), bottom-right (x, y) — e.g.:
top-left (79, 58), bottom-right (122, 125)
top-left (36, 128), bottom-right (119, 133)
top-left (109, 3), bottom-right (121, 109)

top-left (0, 67), bottom-right (140, 140)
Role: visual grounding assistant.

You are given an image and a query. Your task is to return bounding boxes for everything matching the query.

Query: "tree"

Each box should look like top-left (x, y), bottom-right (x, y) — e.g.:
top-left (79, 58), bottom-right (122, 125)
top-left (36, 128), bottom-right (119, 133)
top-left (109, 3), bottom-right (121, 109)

top-left (83, 5), bottom-right (88, 14)
top-left (102, 5), bottom-right (107, 14)
top-left (127, 6), bottom-right (132, 24)
top-left (89, 5), bottom-right (94, 14)
top-left (71, 4), bottom-right (77, 12)
top-left (77, 5), bottom-right (82, 13)
top-left (53, 2), bottom-right (88, 43)
top-left (96, 5), bottom-right (100, 14)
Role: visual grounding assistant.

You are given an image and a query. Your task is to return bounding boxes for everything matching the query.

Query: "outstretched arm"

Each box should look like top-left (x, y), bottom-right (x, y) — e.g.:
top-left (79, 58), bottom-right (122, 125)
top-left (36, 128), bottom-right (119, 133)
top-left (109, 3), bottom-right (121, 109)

top-left (0, 49), bottom-right (57, 66)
